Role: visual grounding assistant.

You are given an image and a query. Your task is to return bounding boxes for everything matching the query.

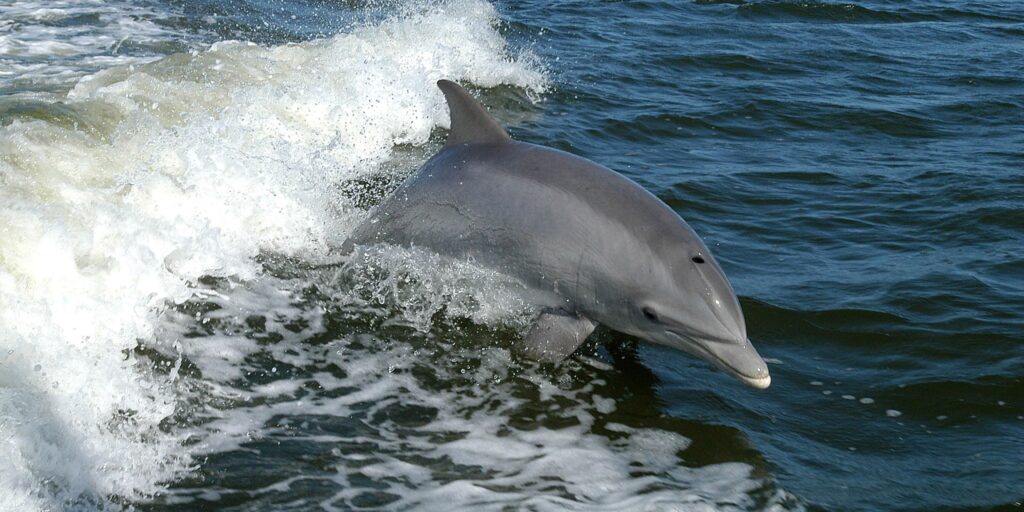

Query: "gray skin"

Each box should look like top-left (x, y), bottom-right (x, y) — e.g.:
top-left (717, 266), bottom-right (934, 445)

top-left (346, 80), bottom-right (770, 389)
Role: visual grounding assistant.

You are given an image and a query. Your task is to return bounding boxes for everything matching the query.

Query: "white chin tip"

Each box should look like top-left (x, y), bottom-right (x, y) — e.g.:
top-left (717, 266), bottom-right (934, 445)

top-left (741, 374), bottom-right (771, 390)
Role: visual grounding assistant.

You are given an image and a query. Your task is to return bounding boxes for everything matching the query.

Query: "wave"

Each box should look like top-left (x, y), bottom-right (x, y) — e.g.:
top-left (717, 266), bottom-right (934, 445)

top-left (733, 1), bottom-right (1024, 24)
top-left (148, 268), bottom-right (799, 510)
top-left (0, 0), bottom-right (196, 95)
top-left (0, 0), bottom-right (544, 508)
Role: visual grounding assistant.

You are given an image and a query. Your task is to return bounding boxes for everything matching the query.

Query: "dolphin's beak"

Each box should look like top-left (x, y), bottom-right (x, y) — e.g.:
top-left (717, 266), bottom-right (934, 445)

top-left (701, 339), bottom-right (771, 389)
top-left (667, 331), bottom-right (771, 389)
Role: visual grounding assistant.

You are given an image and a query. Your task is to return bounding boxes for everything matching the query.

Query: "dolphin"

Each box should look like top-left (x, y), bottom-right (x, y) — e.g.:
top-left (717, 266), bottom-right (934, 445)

top-left (345, 80), bottom-right (770, 389)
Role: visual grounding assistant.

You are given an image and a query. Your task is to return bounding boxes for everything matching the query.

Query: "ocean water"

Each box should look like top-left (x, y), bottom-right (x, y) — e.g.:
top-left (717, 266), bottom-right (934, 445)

top-left (0, 0), bottom-right (1021, 510)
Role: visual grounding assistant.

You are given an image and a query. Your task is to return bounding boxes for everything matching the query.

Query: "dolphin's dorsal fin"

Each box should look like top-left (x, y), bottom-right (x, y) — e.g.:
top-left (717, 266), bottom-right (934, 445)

top-left (437, 79), bottom-right (511, 147)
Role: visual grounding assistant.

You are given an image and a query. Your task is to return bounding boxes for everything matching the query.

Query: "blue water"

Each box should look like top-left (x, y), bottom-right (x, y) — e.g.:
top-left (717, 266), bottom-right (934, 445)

top-left (0, 0), bottom-right (1021, 510)
top-left (514, 2), bottom-right (1024, 509)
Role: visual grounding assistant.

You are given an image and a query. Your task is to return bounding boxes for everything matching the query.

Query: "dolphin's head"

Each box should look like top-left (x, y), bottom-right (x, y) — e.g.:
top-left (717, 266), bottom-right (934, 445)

top-left (605, 224), bottom-right (771, 389)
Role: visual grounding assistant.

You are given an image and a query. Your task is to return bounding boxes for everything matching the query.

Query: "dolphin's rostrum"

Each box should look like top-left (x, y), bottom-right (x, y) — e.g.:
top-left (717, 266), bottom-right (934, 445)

top-left (346, 80), bottom-right (771, 389)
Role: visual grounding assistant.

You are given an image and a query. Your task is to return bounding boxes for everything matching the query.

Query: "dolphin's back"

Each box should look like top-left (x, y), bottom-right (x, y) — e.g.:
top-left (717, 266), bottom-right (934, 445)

top-left (349, 141), bottom-right (696, 306)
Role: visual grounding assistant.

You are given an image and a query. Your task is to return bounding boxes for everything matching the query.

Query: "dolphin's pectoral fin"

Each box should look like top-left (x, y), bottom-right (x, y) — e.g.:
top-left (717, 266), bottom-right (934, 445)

top-left (518, 310), bottom-right (596, 362)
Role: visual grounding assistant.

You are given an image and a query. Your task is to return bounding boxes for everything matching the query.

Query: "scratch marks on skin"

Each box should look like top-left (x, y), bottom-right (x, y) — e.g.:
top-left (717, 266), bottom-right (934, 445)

top-left (574, 249), bottom-right (585, 312)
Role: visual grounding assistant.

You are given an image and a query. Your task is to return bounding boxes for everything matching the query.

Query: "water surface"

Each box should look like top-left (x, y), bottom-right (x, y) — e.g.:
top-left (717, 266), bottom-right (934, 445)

top-left (0, 1), bottom-right (1021, 510)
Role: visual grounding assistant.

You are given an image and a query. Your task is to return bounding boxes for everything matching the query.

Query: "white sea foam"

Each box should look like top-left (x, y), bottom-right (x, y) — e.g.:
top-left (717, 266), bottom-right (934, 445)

top-left (154, 274), bottom-right (788, 511)
top-left (0, 0), bottom-right (544, 508)
top-left (0, 0), bottom-right (192, 93)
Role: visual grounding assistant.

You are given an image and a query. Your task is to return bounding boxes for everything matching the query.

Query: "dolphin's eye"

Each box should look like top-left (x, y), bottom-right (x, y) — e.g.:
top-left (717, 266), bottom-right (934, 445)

top-left (691, 256), bottom-right (705, 264)
top-left (642, 307), bottom-right (659, 322)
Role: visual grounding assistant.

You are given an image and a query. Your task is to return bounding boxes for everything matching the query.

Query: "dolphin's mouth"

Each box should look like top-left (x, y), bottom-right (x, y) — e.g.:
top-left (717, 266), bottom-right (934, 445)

top-left (665, 330), bottom-right (771, 389)
top-left (734, 372), bottom-right (772, 390)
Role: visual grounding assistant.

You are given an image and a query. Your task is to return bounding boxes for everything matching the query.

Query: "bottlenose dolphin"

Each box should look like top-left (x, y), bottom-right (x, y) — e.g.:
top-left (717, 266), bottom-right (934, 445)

top-left (346, 80), bottom-right (770, 389)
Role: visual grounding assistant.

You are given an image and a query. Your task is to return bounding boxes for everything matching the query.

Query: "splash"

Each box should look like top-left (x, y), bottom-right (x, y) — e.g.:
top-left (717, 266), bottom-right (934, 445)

top-left (0, 0), bottom-right (544, 508)
top-left (154, 273), bottom-right (787, 510)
